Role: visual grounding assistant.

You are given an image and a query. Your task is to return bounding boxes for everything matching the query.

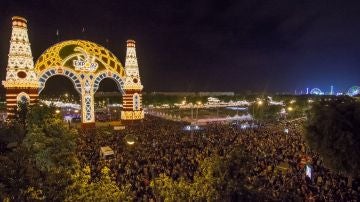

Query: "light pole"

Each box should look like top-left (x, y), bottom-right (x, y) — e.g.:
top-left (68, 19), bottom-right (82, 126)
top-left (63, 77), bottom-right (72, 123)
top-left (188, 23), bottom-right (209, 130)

top-left (196, 101), bottom-right (201, 120)
top-left (125, 134), bottom-right (135, 145)
top-left (252, 100), bottom-right (263, 119)
top-left (190, 103), bottom-right (194, 120)
top-left (287, 106), bottom-right (293, 120)
top-left (257, 100), bottom-right (263, 120)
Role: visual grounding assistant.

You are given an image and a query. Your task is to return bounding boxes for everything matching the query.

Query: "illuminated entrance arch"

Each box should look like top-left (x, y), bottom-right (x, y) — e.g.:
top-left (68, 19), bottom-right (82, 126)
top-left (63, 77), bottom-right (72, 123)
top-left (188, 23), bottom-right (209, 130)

top-left (2, 16), bottom-right (143, 126)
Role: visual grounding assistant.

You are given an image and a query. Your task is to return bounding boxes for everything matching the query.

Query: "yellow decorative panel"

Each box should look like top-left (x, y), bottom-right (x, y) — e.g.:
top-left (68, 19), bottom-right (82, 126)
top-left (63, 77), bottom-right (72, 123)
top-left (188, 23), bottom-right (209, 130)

top-left (34, 40), bottom-right (126, 77)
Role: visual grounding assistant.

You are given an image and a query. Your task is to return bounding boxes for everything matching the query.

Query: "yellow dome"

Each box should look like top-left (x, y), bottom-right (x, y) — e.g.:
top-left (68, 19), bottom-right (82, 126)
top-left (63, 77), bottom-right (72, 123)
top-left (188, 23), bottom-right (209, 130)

top-left (34, 40), bottom-right (125, 77)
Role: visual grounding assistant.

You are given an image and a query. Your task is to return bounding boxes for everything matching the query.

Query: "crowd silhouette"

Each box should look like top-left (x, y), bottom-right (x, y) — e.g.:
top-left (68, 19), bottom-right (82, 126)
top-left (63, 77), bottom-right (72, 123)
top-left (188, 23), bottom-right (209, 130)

top-left (77, 116), bottom-right (359, 201)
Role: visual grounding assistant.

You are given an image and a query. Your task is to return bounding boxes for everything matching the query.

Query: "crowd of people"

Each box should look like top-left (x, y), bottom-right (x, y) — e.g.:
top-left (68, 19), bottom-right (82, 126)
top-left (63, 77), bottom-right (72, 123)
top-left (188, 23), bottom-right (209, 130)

top-left (76, 116), bottom-right (360, 201)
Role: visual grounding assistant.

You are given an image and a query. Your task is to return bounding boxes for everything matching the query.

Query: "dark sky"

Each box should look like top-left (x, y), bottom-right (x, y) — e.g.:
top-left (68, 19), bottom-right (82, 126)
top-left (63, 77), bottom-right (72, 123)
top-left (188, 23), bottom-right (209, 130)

top-left (1, 0), bottom-right (360, 93)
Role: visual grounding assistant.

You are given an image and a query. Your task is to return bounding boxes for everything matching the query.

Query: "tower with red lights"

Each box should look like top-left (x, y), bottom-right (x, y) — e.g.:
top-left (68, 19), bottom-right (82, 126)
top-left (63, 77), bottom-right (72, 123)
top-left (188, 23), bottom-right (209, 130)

top-left (2, 16), bottom-right (39, 117)
top-left (121, 40), bottom-right (144, 120)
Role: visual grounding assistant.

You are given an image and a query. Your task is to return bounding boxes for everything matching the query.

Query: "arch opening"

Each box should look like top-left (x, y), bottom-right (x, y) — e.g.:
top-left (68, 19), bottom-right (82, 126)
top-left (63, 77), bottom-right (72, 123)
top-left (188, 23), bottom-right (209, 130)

top-left (93, 72), bottom-right (125, 94)
top-left (94, 78), bottom-right (123, 122)
top-left (38, 67), bottom-right (82, 94)
top-left (39, 75), bottom-right (80, 102)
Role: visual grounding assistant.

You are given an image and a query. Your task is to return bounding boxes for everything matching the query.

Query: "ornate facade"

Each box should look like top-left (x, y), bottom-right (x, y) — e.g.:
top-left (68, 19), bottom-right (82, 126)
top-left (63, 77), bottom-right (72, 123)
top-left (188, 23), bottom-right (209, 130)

top-left (2, 16), bottom-right (144, 125)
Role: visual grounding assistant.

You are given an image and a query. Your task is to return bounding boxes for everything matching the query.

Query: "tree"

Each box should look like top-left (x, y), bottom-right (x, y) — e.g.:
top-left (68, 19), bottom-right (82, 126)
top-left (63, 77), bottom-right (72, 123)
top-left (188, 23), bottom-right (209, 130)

top-left (305, 97), bottom-right (360, 178)
top-left (21, 104), bottom-right (78, 200)
top-left (16, 100), bottom-right (29, 126)
top-left (1, 103), bottom-right (134, 200)
top-left (65, 166), bottom-right (133, 201)
top-left (151, 158), bottom-right (219, 201)
top-left (249, 103), bottom-right (282, 121)
top-left (152, 146), bottom-right (262, 201)
top-left (0, 147), bottom-right (32, 201)
top-left (25, 103), bottom-right (56, 126)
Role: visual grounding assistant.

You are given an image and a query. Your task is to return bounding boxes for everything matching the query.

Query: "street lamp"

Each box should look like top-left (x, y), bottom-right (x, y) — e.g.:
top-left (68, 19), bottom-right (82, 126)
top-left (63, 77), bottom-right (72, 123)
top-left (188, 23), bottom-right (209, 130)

top-left (125, 134), bottom-right (136, 145)
top-left (286, 106), bottom-right (294, 120)
top-left (257, 100), bottom-right (264, 120)
top-left (252, 100), bottom-right (263, 118)
top-left (196, 101), bottom-right (202, 120)
top-left (189, 102), bottom-right (194, 120)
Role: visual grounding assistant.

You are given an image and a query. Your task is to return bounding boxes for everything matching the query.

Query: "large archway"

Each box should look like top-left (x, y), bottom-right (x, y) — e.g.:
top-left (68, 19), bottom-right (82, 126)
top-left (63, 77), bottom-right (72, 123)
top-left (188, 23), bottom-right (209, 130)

top-left (3, 17), bottom-right (143, 125)
top-left (34, 40), bottom-right (135, 126)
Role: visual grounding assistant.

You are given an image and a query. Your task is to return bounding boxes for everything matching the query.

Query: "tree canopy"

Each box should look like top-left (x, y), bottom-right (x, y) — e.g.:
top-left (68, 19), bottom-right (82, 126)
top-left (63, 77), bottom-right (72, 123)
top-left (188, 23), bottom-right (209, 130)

top-left (65, 166), bottom-right (132, 201)
top-left (305, 97), bottom-right (360, 177)
top-left (152, 146), bottom-right (264, 201)
top-left (0, 104), bottom-right (127, 201)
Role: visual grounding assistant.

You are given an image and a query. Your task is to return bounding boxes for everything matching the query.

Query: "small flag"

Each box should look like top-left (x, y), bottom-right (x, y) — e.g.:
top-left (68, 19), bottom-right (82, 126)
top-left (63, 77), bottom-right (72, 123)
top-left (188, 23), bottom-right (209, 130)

top-left (82, 27), bottom-right (85, 33)
top-left (56, 29), bottom-right (59, 36)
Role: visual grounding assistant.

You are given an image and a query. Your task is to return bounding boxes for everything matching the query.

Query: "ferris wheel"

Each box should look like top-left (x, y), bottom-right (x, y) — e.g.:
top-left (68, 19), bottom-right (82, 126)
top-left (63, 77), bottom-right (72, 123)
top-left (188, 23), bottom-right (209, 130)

top-left (310, 88), bottom-right (323, 95)
top-left (347, 86), bottom-right (360, 96)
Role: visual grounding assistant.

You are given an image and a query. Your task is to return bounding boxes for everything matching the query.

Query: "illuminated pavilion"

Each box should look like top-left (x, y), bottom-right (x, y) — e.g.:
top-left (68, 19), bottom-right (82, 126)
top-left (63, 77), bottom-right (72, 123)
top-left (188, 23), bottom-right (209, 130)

top-left (2, 16), bottom-right (144, 126)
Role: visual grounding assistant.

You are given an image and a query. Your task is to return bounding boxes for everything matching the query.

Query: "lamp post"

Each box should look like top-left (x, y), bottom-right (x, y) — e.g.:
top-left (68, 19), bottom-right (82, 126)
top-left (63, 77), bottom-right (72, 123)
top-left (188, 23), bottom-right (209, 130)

top-left (190, 103), bottom-right (194, 120)
top-left (196, 101), bottom-right (201, 120)
top-left (287, 106), bottom-right (293, 120)
top-left (258, 100), bottom-right (263, 120)
top-left (125, 134), bottom-right (135, 145)
top-left (252, 100), bottom-right (263, 119)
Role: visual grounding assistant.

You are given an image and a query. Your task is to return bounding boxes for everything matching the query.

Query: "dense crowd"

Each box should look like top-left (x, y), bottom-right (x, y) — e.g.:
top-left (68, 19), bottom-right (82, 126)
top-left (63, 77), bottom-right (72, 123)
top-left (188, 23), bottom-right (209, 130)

top-left (76, 116), bottom-right (360, 201)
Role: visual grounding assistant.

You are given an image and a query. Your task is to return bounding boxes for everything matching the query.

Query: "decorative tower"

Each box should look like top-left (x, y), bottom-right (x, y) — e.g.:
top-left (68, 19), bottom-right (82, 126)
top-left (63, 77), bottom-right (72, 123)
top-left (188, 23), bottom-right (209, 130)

top-left (121, 40), bottom-right (144, 120)
top-left (2, 16), bottom-right (39, 117)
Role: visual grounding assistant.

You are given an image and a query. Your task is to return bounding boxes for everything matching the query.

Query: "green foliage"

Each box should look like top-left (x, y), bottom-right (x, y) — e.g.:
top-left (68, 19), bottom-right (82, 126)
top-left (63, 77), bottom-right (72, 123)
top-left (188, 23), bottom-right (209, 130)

top-left (151, 160), bottom-right (219, 201)
top-left (65, 166), bottom-right (133, 202)
top-left (215, 147), bottom-right (255, 197)
top-left (16, 100), bottom-right (29, 125)
top-left (305, 97), bottom-right (360, 177)
top-left (21, 104), bottom-right (78, 200)
top-left (0, 147), bottom-right (32, 201)
top-left (249, 103), bottom-right (282, 121)
top-left (152, 156), bottom-right (221, 201)
top-left (23, 111), bottom-right (77, 173)
top-left (0, 121), bottom-right (26, 145)
top-left (1, 103), bottom-right (132, 201)
top-left (26, 103), bottom-right (57, 126)
top-left (152, 146), bottom-right (259, 201)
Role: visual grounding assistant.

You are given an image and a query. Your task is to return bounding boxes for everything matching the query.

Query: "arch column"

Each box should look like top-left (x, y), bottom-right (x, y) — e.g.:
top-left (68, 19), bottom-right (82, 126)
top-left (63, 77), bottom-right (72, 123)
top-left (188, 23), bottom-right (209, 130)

top-left (81, 76), bottom-right (95, 127)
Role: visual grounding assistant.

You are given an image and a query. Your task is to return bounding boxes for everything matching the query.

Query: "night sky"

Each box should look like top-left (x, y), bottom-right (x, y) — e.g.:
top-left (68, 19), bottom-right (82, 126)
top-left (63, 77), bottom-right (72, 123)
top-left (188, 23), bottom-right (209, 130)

top-left (1, 0), bottom-right (360, 93)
